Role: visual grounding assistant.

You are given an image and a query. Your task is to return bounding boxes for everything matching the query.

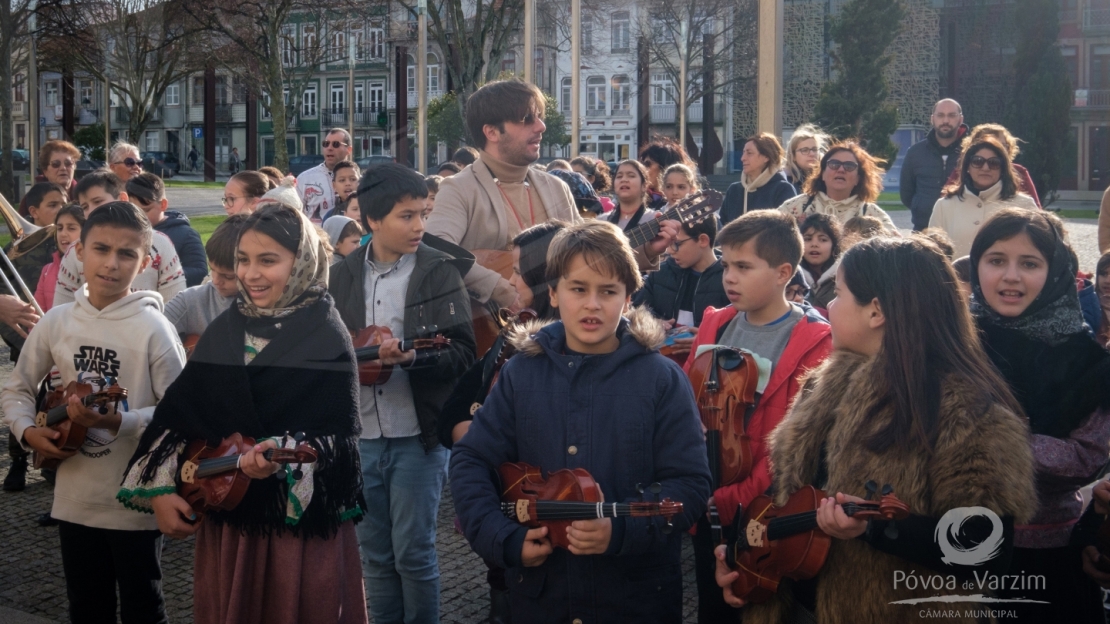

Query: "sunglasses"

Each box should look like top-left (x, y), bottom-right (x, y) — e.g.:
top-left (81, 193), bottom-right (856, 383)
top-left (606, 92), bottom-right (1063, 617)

top-left (826, 159), bottom-right (859, 173)
top-left (50, 159), bottom-right (76, 169)
top-left (969, 155), bottom-right (1002, 171)
top-left (113, 158), bottom-right (142, 167)
top-left (322, 140), bottom-right (348, 148)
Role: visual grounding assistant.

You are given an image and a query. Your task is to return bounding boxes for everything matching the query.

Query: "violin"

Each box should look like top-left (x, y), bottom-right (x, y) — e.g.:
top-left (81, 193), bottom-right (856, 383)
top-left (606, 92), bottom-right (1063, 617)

top-left (178, 432), bottom-right (318, 514)
top-left (687, 347), bottom-right (758, 491)
top-left (724, 482), bottom-right (911, 604)
top-left (32, 380), bottom-right (128, 470)
top-left (350, 325), bottom-right (450, 386)
top-left (498, 462), bottom-right (683, 550)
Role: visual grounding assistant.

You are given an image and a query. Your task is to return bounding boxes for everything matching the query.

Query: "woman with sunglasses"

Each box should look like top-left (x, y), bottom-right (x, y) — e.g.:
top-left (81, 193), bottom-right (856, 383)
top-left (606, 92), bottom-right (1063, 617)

top-left (928, 136), bottom-right (1038, 257)
top-left (779, 141), bottom-right (897, 232)
top-left (108, 141), bottom-right (143, 182)
top-left (21, 140), bottom-right (80, 216)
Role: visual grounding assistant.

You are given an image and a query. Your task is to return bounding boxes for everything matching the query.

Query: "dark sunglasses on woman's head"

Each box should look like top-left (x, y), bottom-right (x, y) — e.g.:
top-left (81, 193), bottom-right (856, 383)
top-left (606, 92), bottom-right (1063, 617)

top-left (969, 156), bottom-right (1002, 171)
top-left (826, 159), bottom-right (859, 173)
top-left (321, 140), bottom-right (348, 148)
top-left (113, 157), bottom-right (142, 167)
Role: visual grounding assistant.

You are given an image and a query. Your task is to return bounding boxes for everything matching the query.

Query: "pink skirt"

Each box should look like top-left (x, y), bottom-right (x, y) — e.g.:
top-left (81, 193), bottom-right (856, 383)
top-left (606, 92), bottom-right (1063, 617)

top-left (194, 520), bottom-right (368, 624)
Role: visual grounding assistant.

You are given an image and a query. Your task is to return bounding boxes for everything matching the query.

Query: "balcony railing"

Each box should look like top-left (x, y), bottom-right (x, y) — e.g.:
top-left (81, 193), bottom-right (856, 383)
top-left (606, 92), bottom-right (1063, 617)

top-left (322, 108), bottom-right (348, 126)
top-left (586, 108), bottom-right (607, 117)
top-left (353, 106), bottom-right (388, 126)
top-left (650, 102), bottom-right (726, 124)
top-left (1076, 89), bottom-right (1110, 108)
top-left (1084, 8), bottom-right (1110, 31)
top-left (12, 101), bottom-right (26, 117)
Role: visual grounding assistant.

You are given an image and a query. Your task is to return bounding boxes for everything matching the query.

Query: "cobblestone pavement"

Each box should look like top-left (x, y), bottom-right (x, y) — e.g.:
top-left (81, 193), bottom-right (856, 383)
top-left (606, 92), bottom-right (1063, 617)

top-left (0, 345), bottom-right (701, 623)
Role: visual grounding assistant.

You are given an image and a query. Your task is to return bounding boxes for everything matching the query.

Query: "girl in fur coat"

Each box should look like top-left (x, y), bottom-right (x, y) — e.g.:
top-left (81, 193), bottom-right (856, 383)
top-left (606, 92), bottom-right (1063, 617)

top-left (714, 236), bottom-right (1036, 624)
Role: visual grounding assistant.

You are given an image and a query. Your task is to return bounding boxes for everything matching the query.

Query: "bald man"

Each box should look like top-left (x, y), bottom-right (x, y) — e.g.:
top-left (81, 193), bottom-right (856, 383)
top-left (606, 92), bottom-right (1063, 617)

top-left (900, 99), bottom-right (968, 230)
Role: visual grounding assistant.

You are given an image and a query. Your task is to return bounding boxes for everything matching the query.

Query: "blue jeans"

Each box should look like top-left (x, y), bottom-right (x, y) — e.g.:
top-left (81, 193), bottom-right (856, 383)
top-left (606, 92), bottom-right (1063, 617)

top-left (357, 436), bottom-right (448, 624)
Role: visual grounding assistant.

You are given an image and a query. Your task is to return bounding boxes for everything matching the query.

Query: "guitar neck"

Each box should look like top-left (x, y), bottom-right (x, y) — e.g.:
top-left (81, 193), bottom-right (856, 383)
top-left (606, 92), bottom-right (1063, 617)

top-left (626, 205), bottom-right (681, 249)
top-left (765, 503), bottom-right (874, 541)
top-left (502, 500), bottom-right (672, 521)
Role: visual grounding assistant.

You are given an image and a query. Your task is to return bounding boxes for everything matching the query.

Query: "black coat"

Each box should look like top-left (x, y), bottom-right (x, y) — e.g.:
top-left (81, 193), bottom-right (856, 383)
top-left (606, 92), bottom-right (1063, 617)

top-left (719, 170), bottom-right (797, 225)
top-left (899, 125), bottom-right (967, 230)
top-left (631, 255), bottom-right (727, 327)
top-left (154, 211), bottom-right (208, 287)
top-left (329, 241), bottom-right (477, 451)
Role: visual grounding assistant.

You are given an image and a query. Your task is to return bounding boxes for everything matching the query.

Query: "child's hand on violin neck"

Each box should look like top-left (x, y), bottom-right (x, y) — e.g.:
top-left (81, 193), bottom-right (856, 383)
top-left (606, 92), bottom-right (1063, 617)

top-left (816, 492), bottom-right (869, 540)
top-left (377, 338), bottom-right (416, 366)
top-left (567, 517), bottom-right (613, 555)
top-left (241, 439), bottom-right (281, 479)
top-left (522, 526), bottom-right (553, 567)
top-left (66, 394), bottom-right (121, 433)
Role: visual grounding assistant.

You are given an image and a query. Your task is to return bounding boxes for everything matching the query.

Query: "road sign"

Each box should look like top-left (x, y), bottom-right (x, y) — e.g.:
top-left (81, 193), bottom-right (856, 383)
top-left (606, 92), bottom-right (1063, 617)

top-left (39, 117), bottom-right (45, 127)
top-left (193, 127), bottom-right (203, 139)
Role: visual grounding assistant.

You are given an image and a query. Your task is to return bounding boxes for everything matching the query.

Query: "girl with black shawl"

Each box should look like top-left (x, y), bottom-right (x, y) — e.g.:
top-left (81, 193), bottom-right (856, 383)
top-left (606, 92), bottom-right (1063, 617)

top-left (969, 208), bottom-right (1110, 623)
top-left (118, 194), bottom-right (367, 624)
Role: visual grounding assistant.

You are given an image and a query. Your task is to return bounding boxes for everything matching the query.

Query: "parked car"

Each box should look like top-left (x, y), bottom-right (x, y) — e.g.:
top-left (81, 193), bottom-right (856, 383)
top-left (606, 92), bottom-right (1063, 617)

top-left (141, 151), bottom-right (180, 178)
top-left (355, 155), bottom-right (394, 171)
top-left (288, 154), bottom-right (325, 176)
top-left (0, 149), bottom-right (31, 171)
top-left (74, 158), bottom-right (104, 180)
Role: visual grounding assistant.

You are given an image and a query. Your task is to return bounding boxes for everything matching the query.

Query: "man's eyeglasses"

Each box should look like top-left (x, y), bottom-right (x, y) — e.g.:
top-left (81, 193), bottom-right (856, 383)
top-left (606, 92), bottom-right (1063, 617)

top-left (322, 140), bottom-right (349, 148)
top-left (795, 147), bottom-right (819, 155)
top-left (826, 159), bottom-right (859, 173)
top-left (670, 237), bottom-right (693, 252)
top-left (113, 158), bottom-right (142, 167)
top-left (50, 159), bottom-right (76, 169)
top-left (969, 156), bottom-right (1002, 171)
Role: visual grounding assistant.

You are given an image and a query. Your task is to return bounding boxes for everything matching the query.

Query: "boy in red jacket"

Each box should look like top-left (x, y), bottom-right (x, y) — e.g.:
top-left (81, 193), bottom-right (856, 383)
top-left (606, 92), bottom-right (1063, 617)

top-left (683, 210), bottom-right (832, 623)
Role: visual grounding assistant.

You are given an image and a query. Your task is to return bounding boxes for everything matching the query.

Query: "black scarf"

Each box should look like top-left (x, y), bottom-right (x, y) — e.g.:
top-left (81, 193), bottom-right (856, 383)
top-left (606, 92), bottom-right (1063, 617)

top-left (971, 226), bottom-right (1110, 437)
top-left (126, 293), bottom-right (364, 538)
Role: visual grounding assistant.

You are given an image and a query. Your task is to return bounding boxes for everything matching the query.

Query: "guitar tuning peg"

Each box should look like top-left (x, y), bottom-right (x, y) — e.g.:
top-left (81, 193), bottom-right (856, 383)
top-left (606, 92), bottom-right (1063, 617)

top-left (864, 480), bottom-right (878, 501)
top-left (635, 483), bottom-right (645, 494)
top-left (649, 483), bottom-right (662, 495)
top-left (661, 520), bottom-right (674, 535)
top-left (292, 466), bottom-right (304, 481)
top-left (276, 468), bottom-right (288, 480)
top-left (294, 431), bottom-right (305, 443)
top-left (882, 484), bottom-right (894, 497)
top-left (98, 405), bottom-right (109, 415)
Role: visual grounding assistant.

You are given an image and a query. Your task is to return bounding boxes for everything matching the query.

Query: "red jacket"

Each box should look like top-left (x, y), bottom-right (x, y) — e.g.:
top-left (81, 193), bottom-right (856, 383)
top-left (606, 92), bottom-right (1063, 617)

top-left (683, 304), bottom-right (833, 527)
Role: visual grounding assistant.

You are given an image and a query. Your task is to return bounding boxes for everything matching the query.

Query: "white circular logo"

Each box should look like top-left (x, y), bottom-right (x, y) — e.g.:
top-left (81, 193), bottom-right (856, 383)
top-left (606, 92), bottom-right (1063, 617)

top-left (934, 506), bottom-right (1004, 566)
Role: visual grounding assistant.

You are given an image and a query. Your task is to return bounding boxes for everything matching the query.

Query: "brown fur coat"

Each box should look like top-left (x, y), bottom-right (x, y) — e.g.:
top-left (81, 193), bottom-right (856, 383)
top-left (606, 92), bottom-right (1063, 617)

top-left (742, 351), bottom-right (1037, 624)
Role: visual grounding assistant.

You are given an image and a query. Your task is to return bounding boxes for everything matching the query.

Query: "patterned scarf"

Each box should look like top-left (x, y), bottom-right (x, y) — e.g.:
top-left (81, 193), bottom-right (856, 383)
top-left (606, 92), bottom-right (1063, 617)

top-left (969, 222), bottom-right (1085, 346)
top-left (236, 202), bottom-right (330, 336)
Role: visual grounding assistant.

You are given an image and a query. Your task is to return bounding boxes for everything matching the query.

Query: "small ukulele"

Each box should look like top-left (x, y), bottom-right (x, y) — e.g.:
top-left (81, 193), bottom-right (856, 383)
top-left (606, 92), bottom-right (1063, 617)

top-left (178, 432), bottom-right (318, 514)
top-left (32, 379), bottom-right (128, 470)
top-left (724, 481), bottom-right (910, 604)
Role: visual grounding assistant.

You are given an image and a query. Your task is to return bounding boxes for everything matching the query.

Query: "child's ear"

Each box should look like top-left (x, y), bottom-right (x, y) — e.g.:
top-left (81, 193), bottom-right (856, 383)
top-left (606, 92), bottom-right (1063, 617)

top-left (777, 262), bottom-right (795, 285)
top-left (119, 191), bottom-right (129, 203)
top-left (698, 233), bottom-right (710, 248)
top-left (548, 284), bottom-right (559, 309)
top-left (139, 252), bottom-right (152, 272)
top-left (160, 198), bottom-right (168, 211)
top-left (867, 298), bottom-right (886, 330)
top-left (75, 241), bottom-right (85, 263)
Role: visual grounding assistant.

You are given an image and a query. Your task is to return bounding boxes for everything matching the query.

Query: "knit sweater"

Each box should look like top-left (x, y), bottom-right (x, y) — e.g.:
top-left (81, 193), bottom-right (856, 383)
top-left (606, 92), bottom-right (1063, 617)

top-left (53, 231), bottom-right (186, 307)
top-left (779, 192), bottom-right (897, 232)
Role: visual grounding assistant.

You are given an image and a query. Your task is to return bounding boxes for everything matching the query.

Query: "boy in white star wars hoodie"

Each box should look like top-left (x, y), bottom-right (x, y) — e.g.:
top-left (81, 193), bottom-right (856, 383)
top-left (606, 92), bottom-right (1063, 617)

top-left (2, 202), bottom-right (186, 624)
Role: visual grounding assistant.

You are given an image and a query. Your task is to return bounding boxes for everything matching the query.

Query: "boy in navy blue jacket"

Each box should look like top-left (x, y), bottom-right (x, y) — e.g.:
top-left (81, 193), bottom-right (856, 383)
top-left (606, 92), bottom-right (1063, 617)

top-left (450, 219), bottom-right (711, 624)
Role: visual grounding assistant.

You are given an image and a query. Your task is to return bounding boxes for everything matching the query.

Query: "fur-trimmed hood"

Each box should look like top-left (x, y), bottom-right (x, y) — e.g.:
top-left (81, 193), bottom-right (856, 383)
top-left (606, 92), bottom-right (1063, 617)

top-left (743, 350), bottom-right (1036, 624)
top-left (507, 305), bottom-right (666, 358)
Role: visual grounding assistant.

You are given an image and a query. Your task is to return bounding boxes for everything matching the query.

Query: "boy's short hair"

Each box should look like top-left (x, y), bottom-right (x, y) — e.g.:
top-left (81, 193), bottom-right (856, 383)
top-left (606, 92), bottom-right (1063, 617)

top-left (357, 163), bottom-right (429, 225)
top-left (437, 162), bottom-right (461, 175)
top-left (339, 220), bottom-right (364, 242)
top-left (425, 175), bottom-right (443, 195)
top-left (80, 201), bottom-right (153, 251)
top-left (545, 220), bottom-right (642, 295)
top-left (452, 146), bottom-right (479, 166)
top-left (24, 182), bottom-right (67, 209)
top-left (842, 215), bottom-right (886, 239)
top-left (205, 213), bottom-right (250, 270)
top-left (716, 210), bottom-right (803, 271)
top-left (465, 80), bottom-right (545, 149)
top-left (75, 170), bottom-right (123, 200)
top-left (951, 255), bottom-right (971, 283)
top-left (125, 172), bottom-right (166, 204)
top-left (333, 160), bottom-right (359, 177)
top-left (683, 214), bottom-right (718, 247)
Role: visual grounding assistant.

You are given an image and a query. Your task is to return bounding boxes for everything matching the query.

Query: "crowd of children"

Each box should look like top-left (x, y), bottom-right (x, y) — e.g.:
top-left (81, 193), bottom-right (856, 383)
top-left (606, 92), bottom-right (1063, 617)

top-left (2, 87), bottom-right (1110, 624)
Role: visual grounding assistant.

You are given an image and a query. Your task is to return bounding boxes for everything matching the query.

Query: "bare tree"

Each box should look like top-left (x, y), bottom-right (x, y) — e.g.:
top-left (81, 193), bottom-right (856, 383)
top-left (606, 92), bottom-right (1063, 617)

top-left (636, 0), bottom-right (757, 121)
top-left (403, 0), bottom-right (527, 133)
top-left (0, 0), bottom-right (34, 200)
top-left (179, 0), bottom-right (366, 172)
top-left (37, 0), bottom-right (204, 142)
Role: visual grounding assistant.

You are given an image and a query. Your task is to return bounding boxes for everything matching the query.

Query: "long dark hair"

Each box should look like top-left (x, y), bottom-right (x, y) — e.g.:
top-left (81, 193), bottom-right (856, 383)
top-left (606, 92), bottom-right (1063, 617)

top-left (512, 220), bottom-right (568, 321)
top-left (799, 213), bottom-right (842, 277)
top-left (839, 237), bottom-right (1022, 453)
top-left (944, 137), bottom-right (1019, 200)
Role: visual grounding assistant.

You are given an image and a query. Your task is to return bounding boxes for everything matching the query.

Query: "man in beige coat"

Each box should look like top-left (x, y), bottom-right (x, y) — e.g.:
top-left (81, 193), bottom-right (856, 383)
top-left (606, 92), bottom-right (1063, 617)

top-left (428, 80), bottom-right (677, 310)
